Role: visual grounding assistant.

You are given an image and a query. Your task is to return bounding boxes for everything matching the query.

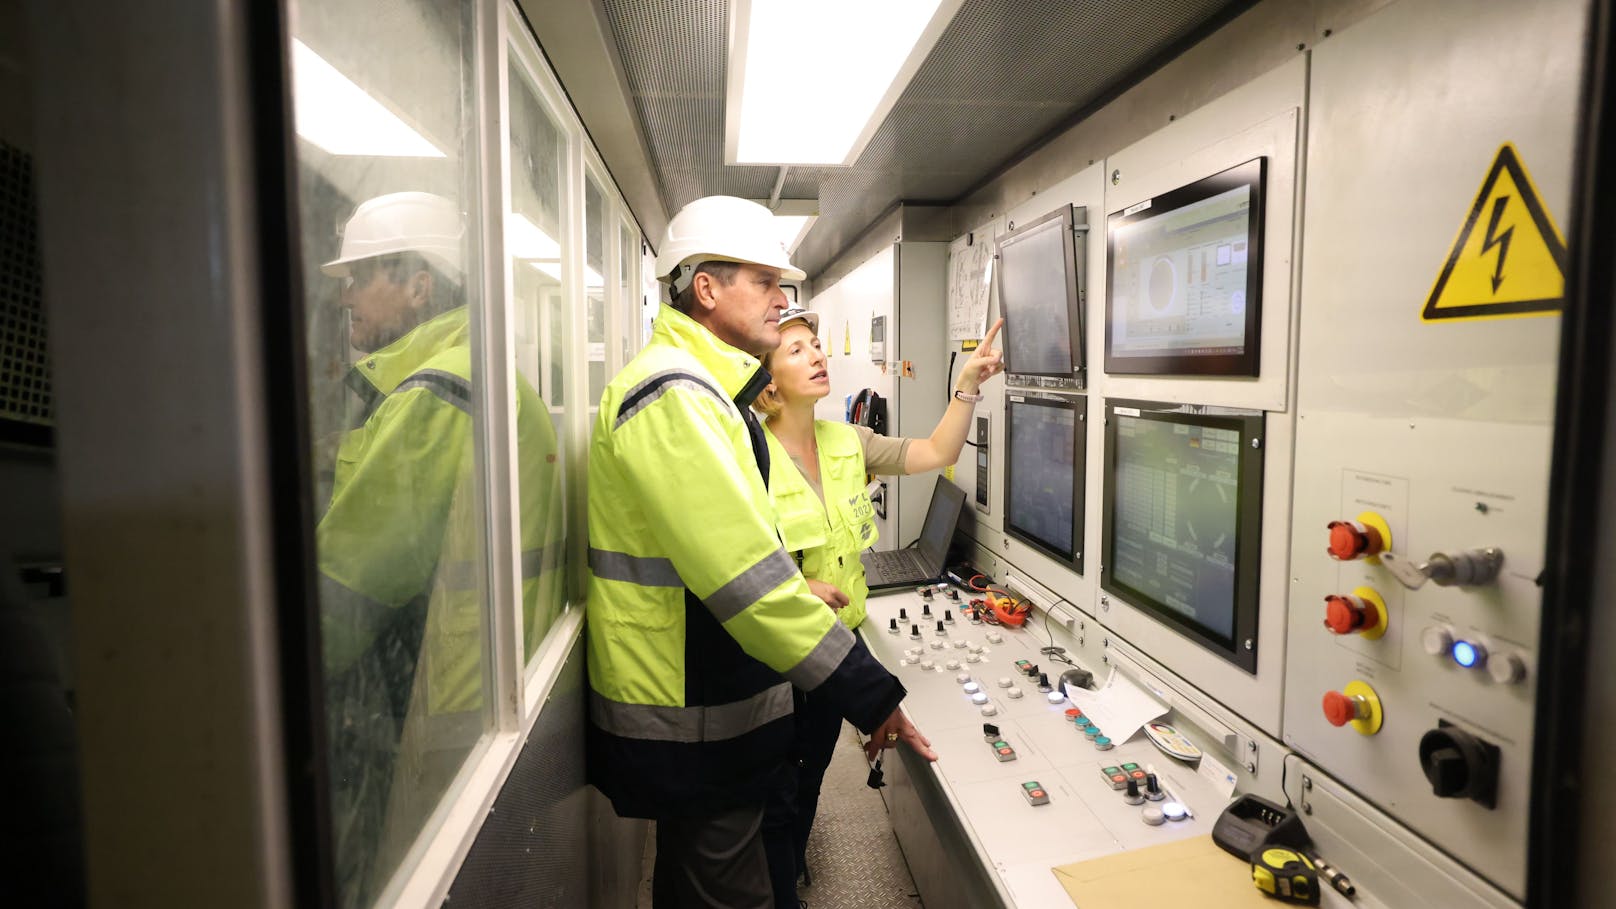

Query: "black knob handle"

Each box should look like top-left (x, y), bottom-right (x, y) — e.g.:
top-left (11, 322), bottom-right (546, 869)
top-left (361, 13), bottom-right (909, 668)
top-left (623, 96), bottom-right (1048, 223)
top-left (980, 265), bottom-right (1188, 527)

top-left (889, 618), bottom-right (898, 630)
top-left (899, 607), bottom-right (908, 619)
top-left (1418, 725), bottom-right (1499, 807)
top-left (1126, 779), bottom-right (1141, 797)
top-left (936, 620), bottom-right (946, 633)
top-left (1145, 773), bottom-right (1160, 794)
top-left (944, 609), bottom-right (954, 621)
top-left (910, 624), bottom-right (920, 636)
top-left (921, 588), bottom-right (933, 600)
top-left (923, 603), bottom-right (933, 616)
top-left (1039, 672), bottom-right (1050, 688)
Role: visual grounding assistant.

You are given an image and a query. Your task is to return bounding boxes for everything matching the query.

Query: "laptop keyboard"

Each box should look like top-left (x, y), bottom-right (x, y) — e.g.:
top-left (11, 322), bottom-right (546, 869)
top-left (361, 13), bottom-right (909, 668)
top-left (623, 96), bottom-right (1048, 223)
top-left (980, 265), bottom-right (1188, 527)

top-left (865, 548), bottom-right (930, 584)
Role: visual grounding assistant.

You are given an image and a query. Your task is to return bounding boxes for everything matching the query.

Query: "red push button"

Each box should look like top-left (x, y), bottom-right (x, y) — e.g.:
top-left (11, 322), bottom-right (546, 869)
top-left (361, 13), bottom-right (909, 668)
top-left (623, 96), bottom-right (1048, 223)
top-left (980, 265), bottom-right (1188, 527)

top-left (1324, 595), bottom-right (1372, 635)
top-left (1327, 520), bottom-right (1384, 561)
top-left (1030, 789), bottom-right (1045, 798)
top-left (1322, 690), bottom-right (1359, 727)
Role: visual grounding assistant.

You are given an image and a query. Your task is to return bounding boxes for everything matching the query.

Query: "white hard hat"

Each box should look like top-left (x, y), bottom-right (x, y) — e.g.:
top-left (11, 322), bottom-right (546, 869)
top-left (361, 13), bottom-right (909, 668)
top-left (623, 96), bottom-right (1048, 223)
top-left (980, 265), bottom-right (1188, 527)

top-left (777, 305), bottom-right (819, 334)
top-left (655, 195), bottom-right (806, 296)
top-left (322, 191), bottom-right (465, 279)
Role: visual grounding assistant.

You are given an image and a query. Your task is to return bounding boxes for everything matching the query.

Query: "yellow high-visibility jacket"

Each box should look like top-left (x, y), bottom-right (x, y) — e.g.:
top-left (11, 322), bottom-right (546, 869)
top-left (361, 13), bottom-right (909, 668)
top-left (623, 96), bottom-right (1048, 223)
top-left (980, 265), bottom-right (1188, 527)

top-left (318, 306), bottom-right (564, 715)
top-left (586, 304), bottom-right (905, 818)
top-left (763, 420), bottom-right (881, 630)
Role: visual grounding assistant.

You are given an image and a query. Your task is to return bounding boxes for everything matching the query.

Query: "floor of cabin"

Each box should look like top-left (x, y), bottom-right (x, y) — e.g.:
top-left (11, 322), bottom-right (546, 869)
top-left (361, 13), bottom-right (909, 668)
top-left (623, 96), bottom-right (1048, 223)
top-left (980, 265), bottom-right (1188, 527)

top-left (637, 723), bottom-right (924, 908)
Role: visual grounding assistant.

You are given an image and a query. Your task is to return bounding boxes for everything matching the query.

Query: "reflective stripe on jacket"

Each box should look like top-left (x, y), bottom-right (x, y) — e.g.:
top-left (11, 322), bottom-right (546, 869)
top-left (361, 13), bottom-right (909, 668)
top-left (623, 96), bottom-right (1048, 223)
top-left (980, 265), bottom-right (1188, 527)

top-left (585, 304), bottom-right (904, 818)
top-left (764, 420), bottom-right (880, 630)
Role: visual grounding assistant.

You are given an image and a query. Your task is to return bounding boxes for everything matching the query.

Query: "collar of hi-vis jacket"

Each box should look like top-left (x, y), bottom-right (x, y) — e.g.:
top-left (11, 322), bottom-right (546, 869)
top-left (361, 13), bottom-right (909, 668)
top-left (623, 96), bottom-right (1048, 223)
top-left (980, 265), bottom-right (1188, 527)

top-left (348, 306), bottom-right (471, 396)
top-left (652, 303), bottom-right (770, 406)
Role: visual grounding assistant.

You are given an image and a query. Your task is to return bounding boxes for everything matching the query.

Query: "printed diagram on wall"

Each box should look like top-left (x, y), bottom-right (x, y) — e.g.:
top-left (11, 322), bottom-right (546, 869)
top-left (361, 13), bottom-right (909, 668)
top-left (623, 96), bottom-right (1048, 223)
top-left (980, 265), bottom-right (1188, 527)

top-left (1422, 143), bottom-right (1567, 322)
top-left (948, 221), bottom-right (1000, 341)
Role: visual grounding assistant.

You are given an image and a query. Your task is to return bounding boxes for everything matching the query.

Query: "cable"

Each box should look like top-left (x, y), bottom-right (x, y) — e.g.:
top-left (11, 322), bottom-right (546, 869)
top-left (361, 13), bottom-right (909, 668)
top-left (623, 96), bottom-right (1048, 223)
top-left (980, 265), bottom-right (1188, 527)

top-left (1039, 596), bottom-right (1077, 665)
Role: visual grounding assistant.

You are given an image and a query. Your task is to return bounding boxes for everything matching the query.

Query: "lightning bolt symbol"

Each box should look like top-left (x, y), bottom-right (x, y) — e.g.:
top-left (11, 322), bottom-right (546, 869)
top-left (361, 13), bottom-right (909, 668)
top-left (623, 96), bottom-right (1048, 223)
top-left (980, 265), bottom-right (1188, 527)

top-left (1481, 195), bottom-right (1513, 294)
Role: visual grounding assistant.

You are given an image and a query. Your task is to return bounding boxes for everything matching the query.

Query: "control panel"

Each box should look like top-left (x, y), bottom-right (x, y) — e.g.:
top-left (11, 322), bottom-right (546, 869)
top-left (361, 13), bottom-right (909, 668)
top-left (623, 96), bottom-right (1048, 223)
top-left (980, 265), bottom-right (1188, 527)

top-left (863, 585), bottom-right (1238, 907)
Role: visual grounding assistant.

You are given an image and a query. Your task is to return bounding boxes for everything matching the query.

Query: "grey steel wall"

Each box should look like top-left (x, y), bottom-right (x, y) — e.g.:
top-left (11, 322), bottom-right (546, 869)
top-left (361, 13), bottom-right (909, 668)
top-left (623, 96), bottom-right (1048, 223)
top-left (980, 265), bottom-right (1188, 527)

top-left (445, 631), bottom-right (647, 908)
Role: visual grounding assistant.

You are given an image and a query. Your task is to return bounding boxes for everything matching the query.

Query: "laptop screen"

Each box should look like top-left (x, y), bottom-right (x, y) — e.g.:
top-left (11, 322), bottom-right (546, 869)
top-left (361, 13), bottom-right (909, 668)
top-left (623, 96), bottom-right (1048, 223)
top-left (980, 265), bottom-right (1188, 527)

top-left (916, 478), bottom-right (967, 567)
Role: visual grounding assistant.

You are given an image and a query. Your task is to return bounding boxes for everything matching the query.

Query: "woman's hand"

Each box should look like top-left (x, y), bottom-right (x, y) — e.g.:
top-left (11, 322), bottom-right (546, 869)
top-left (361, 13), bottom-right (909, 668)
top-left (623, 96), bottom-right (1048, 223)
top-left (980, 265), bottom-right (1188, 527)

top-left (956, 318), bottom-right (1005, 393)
top-left (807, 579), bottom-right (850, 611)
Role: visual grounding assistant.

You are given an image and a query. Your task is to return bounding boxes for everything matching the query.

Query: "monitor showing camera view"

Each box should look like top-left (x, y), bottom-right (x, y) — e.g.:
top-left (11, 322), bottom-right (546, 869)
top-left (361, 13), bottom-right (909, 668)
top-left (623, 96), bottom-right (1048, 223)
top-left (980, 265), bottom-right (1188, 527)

top-left (1005, 392), bottom-right (1084, 571)
top-left (1101, 399), bottom-right (1264, 672)
top-left (996, 205), bottom-right (1085, 387)
top-left (1105, 158), bottom-right (1266, 376)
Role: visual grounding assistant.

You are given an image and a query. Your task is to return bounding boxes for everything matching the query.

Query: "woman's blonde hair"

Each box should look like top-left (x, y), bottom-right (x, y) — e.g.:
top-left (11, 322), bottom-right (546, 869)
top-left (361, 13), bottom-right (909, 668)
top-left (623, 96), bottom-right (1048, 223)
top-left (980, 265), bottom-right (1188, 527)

top-left (753, 346), bottom-right (785, 419)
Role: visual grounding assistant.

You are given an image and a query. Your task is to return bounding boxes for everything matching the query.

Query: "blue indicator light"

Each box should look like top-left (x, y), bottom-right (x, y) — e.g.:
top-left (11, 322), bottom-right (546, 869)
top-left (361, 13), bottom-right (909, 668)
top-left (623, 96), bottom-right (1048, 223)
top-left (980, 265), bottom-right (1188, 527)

top-left (1453, 641), bottom-right (1479, 668)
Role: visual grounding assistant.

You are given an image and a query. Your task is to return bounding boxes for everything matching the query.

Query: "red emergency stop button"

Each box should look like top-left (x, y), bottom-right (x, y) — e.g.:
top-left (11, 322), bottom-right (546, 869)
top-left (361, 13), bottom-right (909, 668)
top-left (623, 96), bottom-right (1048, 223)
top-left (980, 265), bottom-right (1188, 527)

top-left (1322, 690), bottom-right (1361, 727)
top-left (1326, 520), bottom-right (1385, 561)
top-left (1324, 595), bottom-right (1375, 635)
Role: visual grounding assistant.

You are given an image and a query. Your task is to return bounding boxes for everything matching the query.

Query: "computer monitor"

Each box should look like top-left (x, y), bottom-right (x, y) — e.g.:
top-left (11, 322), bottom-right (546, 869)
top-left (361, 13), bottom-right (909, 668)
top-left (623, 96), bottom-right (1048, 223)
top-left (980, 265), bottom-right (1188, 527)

top-left (1101, 399), bottom-right (1264, 672)
top-left (1004, 391), bottom-right (1085, 571)
top-left (996, 204), bottom-right (1085, 388)
top-left (1105, 158), bottom-right (1266, 377)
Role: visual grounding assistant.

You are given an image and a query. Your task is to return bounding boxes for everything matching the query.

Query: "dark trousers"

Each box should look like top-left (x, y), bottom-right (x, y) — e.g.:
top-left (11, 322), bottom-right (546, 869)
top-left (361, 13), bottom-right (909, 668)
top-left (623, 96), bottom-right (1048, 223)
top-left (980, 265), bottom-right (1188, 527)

top-left (653, 801), bottom-right (773, 909)
top-left (763, 688), bottom-right (847, 906)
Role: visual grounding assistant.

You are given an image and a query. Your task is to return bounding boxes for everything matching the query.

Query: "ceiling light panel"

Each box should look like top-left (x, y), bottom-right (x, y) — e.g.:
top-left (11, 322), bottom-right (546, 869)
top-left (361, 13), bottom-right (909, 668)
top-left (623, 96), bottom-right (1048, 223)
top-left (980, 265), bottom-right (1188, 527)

top-left (290, 39), bottom-right (445, 158)
top-left (727, 0), bottom-right (964, 166)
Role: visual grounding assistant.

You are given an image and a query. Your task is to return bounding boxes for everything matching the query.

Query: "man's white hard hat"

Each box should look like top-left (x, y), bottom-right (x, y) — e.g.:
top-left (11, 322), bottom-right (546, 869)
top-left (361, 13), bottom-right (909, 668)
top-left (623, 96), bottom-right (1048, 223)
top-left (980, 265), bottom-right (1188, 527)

top-left (655, 195), bottom-right (806, 296)
top-left (322, 191), bottom-right (464, 278)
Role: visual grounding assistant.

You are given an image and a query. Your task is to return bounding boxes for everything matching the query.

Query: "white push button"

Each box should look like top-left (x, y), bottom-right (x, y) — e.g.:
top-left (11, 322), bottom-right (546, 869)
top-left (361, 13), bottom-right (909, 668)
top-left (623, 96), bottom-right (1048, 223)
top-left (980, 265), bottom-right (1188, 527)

top-left (1007, 687), bottom-right (1024, 699)
top-left (998, 677), bottom-right (1014, 688)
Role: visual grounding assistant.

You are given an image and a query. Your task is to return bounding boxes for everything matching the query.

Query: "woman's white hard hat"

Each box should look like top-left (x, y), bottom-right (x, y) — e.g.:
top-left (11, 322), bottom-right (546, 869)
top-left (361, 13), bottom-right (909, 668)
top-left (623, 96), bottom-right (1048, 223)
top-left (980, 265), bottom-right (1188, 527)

top-left (655, 196), bottom-right (806, 296)
top-left (322, 191), bottom-right (464, 279)
top-left (777, 306), bottom-right (819, 334)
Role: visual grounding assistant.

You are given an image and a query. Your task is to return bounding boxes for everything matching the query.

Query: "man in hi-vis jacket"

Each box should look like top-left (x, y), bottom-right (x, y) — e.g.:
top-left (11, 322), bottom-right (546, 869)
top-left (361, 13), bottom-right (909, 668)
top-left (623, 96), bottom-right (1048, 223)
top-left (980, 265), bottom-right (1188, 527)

top-left (586, 196), bottom-right (936, 908)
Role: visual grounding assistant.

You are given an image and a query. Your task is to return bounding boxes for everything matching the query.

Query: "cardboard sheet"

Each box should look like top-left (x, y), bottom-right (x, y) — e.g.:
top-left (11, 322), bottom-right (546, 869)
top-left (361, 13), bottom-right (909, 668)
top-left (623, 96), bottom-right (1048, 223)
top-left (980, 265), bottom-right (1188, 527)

top-left (1051, 835), bottom-right (1273, 908)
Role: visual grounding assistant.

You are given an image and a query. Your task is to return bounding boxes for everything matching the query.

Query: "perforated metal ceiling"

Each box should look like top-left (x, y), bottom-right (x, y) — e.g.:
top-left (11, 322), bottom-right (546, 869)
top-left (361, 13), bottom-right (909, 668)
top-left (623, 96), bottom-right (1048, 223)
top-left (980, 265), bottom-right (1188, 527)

top-left (599, 0), bottom-right (1251, 277)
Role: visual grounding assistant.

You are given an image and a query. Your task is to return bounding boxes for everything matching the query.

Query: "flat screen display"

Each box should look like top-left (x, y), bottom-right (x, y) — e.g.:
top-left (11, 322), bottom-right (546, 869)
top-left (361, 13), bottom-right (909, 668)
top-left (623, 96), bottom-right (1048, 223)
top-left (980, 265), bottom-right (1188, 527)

top-left (996, 205), bottom-right (1084, 384)
top-left (1101, 400), bottom-right (1263, 672)
top-left (1105, 158), bottom-right (1266, 376)
top-left (1004, 392), bottom-right (1084, 571)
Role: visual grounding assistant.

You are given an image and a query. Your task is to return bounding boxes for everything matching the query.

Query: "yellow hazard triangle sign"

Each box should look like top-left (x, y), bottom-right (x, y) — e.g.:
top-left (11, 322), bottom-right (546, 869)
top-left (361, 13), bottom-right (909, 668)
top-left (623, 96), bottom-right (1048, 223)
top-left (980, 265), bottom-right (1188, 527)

top-left (1423, 144), bottom-right (1567, 322)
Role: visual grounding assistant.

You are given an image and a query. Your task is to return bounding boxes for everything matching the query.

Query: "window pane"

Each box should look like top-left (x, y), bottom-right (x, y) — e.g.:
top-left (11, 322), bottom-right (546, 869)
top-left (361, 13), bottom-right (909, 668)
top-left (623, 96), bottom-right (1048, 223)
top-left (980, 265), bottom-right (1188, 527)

top-left (287, 6), bottom-right (489, 905)
top-left (506, 58), bottom-right (570, 660)
top-left (619, 221), bottom-right (636, 365)
top-left (585, 177), bottom-right (607, 406)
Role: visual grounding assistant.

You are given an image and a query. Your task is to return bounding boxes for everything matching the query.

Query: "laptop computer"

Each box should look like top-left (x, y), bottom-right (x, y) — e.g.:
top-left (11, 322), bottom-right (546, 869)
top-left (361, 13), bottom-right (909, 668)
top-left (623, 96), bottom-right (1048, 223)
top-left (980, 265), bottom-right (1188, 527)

top-left (861, 476), bottom-right (968, 592)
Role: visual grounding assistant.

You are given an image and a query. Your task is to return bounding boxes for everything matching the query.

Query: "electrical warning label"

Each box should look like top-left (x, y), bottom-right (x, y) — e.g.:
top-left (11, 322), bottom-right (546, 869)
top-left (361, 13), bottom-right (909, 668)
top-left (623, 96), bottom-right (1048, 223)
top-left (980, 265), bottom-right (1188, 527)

top-left (1422, 143), bottom-right (1566, 322)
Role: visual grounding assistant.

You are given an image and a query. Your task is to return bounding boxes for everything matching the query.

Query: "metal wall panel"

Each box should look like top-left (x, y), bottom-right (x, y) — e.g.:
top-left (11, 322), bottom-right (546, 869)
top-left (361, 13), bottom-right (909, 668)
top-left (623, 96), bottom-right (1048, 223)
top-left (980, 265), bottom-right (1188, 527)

top-left (1283, 0), bottom-right (1586, 899)
top-left (446, 634), bottom-right (647, 908)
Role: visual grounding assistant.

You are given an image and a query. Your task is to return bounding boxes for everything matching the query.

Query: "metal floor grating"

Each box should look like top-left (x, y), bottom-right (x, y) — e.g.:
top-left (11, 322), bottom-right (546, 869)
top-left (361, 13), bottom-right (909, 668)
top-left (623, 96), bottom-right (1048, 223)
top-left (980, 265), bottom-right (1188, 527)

top-left (636, 723), bottom-right (924, 908)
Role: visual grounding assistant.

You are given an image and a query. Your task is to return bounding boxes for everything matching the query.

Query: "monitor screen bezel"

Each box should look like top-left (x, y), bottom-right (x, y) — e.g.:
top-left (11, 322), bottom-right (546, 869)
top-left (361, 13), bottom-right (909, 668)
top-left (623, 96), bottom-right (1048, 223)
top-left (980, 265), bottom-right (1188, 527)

top-left (1003, 391), bottom-right (1085, 573)
top-left (1100, 398), bottom-right (1264, 673)
top-left (1103, 157), bottom-right (1267, 377)
top-left (995, 204), bottom-right (1085, 383)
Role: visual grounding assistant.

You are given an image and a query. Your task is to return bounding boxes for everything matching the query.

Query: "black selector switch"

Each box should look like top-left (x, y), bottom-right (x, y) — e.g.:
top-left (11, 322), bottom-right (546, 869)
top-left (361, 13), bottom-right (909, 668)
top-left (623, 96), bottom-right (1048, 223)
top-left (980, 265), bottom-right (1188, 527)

top-left (944, 609), bottom-right (955, 624)
top-left (947, 588), bottom-right (961, 601)
top-left (982, 723), bottom-right (1000, 742)
top-left (1037, 672), bottom-right (1052, 693)
top-left (899, 607), bottom-right (908, 620)
top-left (936, 620), bottom-right (946, 635)
top-left (923, 603), bottom-right (933, 617)
top-left (888, 618), bottom-right (899, 633)
top-left (1145, 773), bottom-right (1165, 801)
top-left (921, 587), bottom-right (934, 600)
top-left (910, 624), bottom-right (921, 640)
top-left (1027, 663), bottom-right (1040, 679)
top-left (1123, 779), bottom-right (1145, 805)
top-left (1418, 722), bottom-right (1500, 808)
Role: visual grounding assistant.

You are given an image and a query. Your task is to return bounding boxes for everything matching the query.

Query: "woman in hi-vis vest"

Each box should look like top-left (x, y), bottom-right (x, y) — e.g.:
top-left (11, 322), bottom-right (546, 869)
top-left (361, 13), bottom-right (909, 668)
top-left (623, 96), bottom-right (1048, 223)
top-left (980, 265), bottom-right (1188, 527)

top-left (755, 306), bottom-right (1003, 906)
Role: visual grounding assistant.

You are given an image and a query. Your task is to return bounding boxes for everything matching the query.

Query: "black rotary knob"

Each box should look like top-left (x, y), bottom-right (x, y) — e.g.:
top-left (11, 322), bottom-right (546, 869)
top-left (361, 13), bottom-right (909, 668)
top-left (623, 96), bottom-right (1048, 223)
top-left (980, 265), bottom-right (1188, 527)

top-left (1418, 724), bottom-right (1499, 808)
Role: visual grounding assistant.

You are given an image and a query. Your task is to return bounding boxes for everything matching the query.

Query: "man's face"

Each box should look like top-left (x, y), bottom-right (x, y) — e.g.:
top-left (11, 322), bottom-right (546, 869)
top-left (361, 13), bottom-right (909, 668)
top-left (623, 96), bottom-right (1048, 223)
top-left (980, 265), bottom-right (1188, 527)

top-left (696, 263), bottom-right (789, 356)
top-left (341, 261), bottom-right (428, 353)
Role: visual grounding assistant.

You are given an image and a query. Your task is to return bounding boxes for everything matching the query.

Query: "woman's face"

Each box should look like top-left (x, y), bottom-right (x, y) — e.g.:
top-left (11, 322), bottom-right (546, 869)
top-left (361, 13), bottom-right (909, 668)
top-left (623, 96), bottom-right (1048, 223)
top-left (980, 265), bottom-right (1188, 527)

top-left (769, 323), bottom-right (830, 405)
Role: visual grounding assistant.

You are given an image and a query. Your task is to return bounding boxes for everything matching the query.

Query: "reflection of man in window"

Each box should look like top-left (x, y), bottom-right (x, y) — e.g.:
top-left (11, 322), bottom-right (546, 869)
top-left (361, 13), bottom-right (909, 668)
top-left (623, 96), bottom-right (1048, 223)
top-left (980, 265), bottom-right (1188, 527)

top-left (315, 192), bottom-right (563, 904)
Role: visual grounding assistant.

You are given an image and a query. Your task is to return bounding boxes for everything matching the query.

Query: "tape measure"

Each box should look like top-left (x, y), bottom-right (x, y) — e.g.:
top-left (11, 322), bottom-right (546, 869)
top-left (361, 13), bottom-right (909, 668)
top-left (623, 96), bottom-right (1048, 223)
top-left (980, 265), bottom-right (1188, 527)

top-left (1251, 847), bottom-right (1319, 905)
